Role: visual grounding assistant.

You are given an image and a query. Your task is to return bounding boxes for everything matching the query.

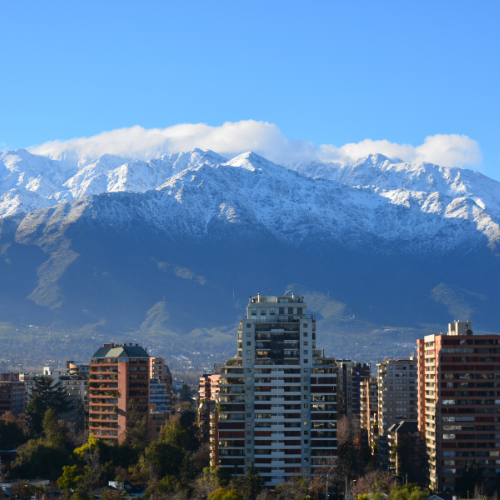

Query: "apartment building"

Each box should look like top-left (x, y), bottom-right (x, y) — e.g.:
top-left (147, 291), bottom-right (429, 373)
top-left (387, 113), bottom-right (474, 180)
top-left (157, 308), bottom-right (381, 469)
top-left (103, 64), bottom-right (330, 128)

top-left (377, 357), bottom-right (418, 468)
top-left (89, 343), bottom-right (150, 444)
top-left (149, 377), bottom-right (171, 441)
top-left (66, 361), bottom-right (90, 378)
top-left (0, 373), bottom-right (25, 416)
top-left (336, 360), bottom-right (371, 419)
top-left (387, 420), bottom-right (423, 483)
top-left (360, 376), bottom-right (379, 457)
top-left (210, 293), bottom-right (338, 486)
top-left (199, 371), bottom-right (222, 443)
top-left (417, 321), bottom-right (500, 493)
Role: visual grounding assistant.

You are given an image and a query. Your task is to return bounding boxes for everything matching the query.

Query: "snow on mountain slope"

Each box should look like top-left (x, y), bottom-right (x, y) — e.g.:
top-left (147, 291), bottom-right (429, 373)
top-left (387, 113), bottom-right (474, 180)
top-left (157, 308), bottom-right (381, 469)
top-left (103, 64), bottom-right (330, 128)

top-left (12, 151), bottom-right (496, 255)
top-left (2, 147), bottom-right (500, 253)
top-left (0, 148), bottom-right (226, 217)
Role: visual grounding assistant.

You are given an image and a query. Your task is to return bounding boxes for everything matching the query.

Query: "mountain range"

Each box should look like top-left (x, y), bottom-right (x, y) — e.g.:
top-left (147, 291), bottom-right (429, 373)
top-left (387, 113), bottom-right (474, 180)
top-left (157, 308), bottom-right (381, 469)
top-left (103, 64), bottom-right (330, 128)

top-left (1, 147), bottom-right (499, 365)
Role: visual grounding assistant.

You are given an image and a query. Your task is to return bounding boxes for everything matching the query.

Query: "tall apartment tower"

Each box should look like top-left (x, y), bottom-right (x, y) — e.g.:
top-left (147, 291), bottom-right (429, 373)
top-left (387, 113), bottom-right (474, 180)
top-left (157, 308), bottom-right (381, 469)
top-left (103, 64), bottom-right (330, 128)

top-left (360, 376), bottom-right (379, 457)
top-left (336, 360), bottom-right (371, 419)
top-left (376, 357), bottom-right (418, 468)
top-left (89, 343), bottom-right (150, 444)
top-left (417, 321), bottom-right (500, 493)
top-left (199, 371), bottom-right (222, 443)
top-left (211, 293), bottom-right (338, 486)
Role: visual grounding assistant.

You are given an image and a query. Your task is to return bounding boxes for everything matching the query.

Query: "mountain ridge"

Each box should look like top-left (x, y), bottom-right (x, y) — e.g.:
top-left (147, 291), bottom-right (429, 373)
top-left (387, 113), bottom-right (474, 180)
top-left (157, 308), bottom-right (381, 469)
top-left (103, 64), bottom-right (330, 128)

top-left (1, 147), bottom-right (499, 365)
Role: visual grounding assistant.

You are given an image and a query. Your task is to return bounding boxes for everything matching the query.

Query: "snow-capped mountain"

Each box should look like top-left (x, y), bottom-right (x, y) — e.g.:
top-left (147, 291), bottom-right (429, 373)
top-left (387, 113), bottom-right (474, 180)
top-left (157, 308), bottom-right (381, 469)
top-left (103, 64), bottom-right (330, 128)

top-left (1, 146), bottom-right (500, 351)
top-left (2, 148), bottom-right (499, 253)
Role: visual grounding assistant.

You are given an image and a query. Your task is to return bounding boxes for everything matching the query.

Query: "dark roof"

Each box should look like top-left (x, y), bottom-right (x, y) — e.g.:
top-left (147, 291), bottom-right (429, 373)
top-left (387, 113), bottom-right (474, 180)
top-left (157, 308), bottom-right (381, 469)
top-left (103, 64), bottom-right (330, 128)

top-left (390, 420), bottom-right (419, 434)
top-left (92, 345), bottom-right (149, 359)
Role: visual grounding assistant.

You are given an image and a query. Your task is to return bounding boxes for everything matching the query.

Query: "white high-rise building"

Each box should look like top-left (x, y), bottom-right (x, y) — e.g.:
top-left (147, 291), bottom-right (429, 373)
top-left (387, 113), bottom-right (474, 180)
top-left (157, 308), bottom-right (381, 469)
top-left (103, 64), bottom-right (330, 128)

top-left (211, 293), bottom-right (338, 486)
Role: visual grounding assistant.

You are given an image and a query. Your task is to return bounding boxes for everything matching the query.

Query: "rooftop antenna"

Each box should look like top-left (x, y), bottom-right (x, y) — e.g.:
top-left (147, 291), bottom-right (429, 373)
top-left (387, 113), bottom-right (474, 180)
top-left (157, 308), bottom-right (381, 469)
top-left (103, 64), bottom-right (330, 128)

top-left (284, 291), bottom-right (291, 296)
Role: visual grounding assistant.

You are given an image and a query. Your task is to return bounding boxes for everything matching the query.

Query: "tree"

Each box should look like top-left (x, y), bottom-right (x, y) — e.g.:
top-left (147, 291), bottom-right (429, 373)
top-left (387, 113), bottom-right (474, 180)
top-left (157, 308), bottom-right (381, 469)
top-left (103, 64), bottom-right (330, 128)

top-left (57, 465), bottom-right (84, 492)
top-left (10, 409), bottom-right (72, 481)
top-left (180, 454), bottom-right (198, 485)
top-left (179, 384), bottom-right (194, 403)
top-left (455, 465), bottom-right (485, 497)
top-left (389, 484), bottom-right (430, 500)
top-left (0, 414), bottom-right (27, 449)
top-left (26, 379), bottom-right (73, 436)
top-left (274, 476), bottom-right (309, 500)
top-left (159, 417), bottom-right (189, 449)
top-left (239, 460), bottom-right (265, 500)
top-left (125, 400), bottom-right (148, 451)
top-left (352, 471), bottom-right (397, 497)
top-left (208, 487), bottom-right (243, 500)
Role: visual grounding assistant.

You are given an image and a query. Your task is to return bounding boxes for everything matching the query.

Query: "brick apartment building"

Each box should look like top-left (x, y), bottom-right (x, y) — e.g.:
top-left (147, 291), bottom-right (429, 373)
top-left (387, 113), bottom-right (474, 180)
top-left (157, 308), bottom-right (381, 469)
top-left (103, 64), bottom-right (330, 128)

top-left (418, 320), bottom-right (500, 492)
top-left (89, 343), bottom-right (150, 443)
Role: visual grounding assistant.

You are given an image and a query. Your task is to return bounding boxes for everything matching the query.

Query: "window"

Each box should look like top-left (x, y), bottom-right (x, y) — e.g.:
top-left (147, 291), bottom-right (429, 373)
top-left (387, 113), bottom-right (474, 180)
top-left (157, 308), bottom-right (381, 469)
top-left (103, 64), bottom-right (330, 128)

top-left (270, 308), bottom-right (275, 315)
top-left (298, 308), bottom-right (303, 314)
top-left (246, 360), bottom-right (251, 364)
top-left (303, 332), bottom-right (308, 337)
top-left (279, 307), bottom-right (284, 314)
top-left (304, 361), bottom-right (308, 364)
top-left (304, 395), bottom-right (308, 399)
top-left (247, 342), bottom-right (251, 346)
top-left (304, 377), bottom-right (309, 381)
top-left (304, 404), bottom-right (309, 408)
top-left (304, 350), bottom-right (308, 355)
top-left (303, 323), bottom-right (308, 328)
top-left (247, 324), bottom-right (251, 328)
top-left (288, 308), bottom-right (294, 314)
top-left (246, 332), bottom-right (251, 337)
top-left (246, 368), bottom-right (251, 373)
top-left (247, 350), bottom-right (251, 355)
top-left (304, 341), bottom-right (308, 346)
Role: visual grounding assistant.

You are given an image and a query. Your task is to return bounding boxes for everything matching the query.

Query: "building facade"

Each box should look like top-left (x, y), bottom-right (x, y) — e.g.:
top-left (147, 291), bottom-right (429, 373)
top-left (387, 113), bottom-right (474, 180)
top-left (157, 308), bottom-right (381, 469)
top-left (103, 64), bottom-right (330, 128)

top-left (387, 420), bottom-right (423, 483)
top-left (377, 357), bottom-right (418, 468)
top-left (0, 373), bottom-right (25, 416)
top-left (149, 377), bottom-right (172, 441)
top-left (360, 376), bottom-right (379, 457)
top-left (89, 343), bottom-right (150, 444)
top-left (418, 321), bottom-right (500, 493)
top-left (210, 293), bottom-right (338, 486)
top-left (199, 372), bottom-right (222, 444)
top-left (336, 360), bottom-right (371, 419)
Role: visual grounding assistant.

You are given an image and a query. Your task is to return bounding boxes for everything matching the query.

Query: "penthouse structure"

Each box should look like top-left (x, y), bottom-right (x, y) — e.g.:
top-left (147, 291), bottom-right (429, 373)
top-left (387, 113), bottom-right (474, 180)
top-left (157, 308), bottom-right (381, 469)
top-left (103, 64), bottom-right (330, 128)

top-left (417, 321), bottom-right (500, 493)
top-left (210, 293), bottom-right (338, 486)
top-left (89, 343), bottom-right (150, 444)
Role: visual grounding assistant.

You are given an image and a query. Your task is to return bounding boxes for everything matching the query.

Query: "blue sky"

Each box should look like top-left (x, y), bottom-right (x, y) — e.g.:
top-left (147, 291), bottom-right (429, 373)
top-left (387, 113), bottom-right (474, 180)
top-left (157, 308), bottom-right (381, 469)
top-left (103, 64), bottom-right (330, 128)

top-left (1, 1), bottom-right (499, 178)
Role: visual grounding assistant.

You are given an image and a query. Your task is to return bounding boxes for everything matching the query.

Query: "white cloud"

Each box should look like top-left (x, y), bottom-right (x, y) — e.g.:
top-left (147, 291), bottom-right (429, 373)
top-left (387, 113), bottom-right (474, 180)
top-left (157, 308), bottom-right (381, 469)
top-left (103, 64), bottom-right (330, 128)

top-left (28, 120), bottom-right (482, 168)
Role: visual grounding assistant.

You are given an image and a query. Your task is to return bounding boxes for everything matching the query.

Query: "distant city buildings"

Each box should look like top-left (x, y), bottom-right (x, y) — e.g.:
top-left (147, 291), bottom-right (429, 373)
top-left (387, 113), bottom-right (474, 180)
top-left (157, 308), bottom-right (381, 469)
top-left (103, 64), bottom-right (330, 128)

top-left (0, 373), bottom-right (25, 416)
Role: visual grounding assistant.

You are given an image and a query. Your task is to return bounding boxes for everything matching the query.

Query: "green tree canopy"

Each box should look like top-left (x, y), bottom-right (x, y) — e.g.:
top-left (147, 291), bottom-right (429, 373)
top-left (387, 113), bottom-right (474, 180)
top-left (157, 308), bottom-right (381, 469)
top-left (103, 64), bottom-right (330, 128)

top-left (208, 487), bottom-right (243, 500)
top-left (26, 378), bottom-right (73, 436)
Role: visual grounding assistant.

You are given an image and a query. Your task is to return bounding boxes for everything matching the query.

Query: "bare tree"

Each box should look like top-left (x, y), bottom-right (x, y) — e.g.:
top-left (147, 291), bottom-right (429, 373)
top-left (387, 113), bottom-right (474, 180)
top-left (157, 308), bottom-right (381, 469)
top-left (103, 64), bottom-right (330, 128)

top-left (80, 449), bottom-right (104, 493)
top-left (0, 457), bottom-right (8, 482)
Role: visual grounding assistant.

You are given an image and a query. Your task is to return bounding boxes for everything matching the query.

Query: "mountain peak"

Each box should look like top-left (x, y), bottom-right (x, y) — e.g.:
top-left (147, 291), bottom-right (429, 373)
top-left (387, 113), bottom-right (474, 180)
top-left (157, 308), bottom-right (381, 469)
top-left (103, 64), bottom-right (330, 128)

top-left (224, 151), bottom-right (277, 171)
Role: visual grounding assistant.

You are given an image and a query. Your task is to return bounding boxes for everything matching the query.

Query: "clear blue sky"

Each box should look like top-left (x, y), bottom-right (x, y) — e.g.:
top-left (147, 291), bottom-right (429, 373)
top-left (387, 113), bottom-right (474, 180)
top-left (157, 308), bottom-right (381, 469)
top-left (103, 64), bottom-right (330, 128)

top-left (1, 1), bottom-right (499, 178)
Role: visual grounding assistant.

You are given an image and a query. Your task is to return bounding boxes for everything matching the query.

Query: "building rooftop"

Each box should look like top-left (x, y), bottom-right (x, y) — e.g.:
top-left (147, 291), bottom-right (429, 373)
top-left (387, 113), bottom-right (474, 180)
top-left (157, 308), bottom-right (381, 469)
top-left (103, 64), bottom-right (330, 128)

top-left (92, 344), bottom-right (149, 359)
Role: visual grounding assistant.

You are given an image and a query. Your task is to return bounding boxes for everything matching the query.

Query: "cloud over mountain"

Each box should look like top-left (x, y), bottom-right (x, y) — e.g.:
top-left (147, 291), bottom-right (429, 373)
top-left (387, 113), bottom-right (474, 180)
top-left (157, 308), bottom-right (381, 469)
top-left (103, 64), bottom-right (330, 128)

top-left (29, 121), bottom-right (482, 169)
